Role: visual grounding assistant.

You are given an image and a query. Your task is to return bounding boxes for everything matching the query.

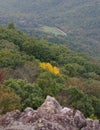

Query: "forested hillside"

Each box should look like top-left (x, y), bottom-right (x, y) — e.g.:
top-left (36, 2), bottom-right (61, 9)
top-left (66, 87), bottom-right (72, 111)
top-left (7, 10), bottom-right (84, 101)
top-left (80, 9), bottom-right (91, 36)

top-left (0, 25), bottom-right (100, 119)
top-left (0, 0), bottom-right (100, 56)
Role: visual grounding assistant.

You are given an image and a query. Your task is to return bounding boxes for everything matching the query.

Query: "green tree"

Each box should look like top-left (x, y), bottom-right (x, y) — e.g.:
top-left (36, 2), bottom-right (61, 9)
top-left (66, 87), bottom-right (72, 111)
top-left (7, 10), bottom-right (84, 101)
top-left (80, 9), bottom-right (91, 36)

top-left (7, 22), bottom-right (15, 29)
top-left (64, 87), bottom-right (94, 117)
top-left (0, 26), bottom-right (27, 49)
top-left (91, 96), bottom-right (100, 118)
top-left (23, 38), bottom-right (53, 62)
top-left (36, 71), bottom-right (64, 97)
top-left (64, 63), bottom-right (84, 77)
top-left (1, 79), bottom-right (44, 109)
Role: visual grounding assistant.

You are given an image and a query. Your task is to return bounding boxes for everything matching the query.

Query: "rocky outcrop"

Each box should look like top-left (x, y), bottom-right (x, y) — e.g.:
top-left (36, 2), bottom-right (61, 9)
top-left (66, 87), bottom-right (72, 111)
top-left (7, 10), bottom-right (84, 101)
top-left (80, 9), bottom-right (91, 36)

top-left (0, 96), bottom-right (100, 130)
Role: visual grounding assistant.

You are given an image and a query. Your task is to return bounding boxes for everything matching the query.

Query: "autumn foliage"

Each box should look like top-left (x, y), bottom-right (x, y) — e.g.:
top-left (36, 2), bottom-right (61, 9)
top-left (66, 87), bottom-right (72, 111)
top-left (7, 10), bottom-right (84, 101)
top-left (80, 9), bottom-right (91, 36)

top-left (0, 71), bottom-right (6, 84)
top-left (40, 62), bottom-right (60, 75)
top-left (0, 88), bottom-right (21, 114)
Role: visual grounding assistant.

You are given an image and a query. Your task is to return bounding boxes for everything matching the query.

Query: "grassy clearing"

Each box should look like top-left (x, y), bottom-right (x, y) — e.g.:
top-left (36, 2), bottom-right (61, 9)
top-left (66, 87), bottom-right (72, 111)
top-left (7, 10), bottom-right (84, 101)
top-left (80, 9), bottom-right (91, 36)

top-left (41, 26), bottom-right (67, 36)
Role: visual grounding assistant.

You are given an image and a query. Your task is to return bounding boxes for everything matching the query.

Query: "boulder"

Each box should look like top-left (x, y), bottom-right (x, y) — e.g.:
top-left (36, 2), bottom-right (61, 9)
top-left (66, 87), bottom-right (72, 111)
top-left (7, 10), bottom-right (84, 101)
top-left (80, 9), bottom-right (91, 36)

top-left (0, 96), bottom-right (99, 130)
top-left (38, 95), bottom-right (62, 114)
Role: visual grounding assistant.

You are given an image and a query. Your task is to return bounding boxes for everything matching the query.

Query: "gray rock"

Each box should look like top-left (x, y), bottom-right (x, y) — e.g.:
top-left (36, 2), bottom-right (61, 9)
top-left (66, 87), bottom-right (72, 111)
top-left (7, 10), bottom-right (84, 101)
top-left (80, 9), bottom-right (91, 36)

top-left (81, 119), bottom-right (100, 130)
top-left (74, 110), bottom-right (86, 128)
top-left (0, 96), bottom-right (99, 130)
top-left (38, 95), bottom-right (62, 114)
top-left (0, 110), bottom-right (20, 127)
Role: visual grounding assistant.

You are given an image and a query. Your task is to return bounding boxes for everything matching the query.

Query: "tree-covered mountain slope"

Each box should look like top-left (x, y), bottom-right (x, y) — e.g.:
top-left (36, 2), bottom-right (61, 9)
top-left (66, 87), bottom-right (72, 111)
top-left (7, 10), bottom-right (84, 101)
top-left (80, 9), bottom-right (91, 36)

top-left (0, 0), bottom-right (100, 56)
top-left (0, 25), bottom-right (100, 118)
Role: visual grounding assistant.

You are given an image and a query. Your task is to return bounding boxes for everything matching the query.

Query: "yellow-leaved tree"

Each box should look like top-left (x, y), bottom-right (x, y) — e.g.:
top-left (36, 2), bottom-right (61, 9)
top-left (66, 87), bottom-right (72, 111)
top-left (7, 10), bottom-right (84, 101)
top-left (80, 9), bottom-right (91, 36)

top-left (40, 62), bottom-right (60, 75)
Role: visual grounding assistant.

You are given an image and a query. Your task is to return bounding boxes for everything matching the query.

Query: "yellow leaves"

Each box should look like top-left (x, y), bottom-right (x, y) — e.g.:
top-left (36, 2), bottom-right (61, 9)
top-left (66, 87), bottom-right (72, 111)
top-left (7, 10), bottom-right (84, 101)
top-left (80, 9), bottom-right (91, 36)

top-left (53, 66), bottom-right (60, 74)
top-left (40, 62), bottom-right (60, 75)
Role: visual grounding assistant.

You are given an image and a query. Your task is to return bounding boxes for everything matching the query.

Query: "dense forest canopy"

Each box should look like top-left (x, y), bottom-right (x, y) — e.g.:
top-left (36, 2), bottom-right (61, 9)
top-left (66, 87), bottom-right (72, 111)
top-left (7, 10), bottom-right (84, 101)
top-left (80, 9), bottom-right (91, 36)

top-left (0, 0), bottom-right (100, 56)
top-left (0, 25), bottom-right (100, 119)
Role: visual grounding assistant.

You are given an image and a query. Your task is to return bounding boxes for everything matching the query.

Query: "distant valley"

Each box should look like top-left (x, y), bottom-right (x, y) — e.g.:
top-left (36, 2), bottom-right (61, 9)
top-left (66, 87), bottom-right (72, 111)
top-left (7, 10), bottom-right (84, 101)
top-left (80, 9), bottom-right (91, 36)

top-left (0, 0), bottom-right (100, 57)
